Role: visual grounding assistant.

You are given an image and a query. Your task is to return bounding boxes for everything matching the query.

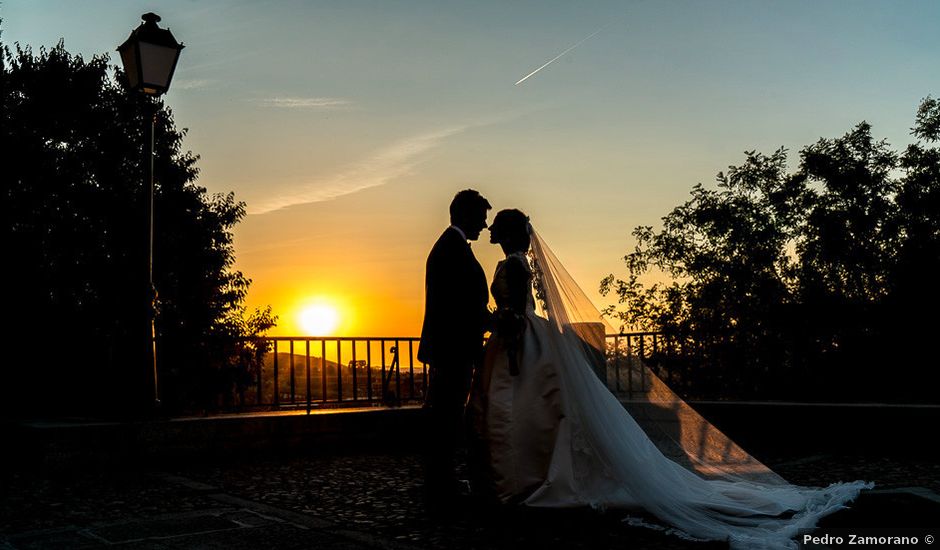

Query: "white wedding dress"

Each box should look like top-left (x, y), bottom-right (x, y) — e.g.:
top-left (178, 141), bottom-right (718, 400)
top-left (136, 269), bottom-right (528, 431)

top-left (468, 229), bottom-right (871, 550)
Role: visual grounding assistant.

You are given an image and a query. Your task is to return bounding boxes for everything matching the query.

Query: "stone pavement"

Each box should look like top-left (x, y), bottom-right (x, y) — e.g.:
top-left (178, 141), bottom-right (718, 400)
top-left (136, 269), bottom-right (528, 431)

top-left (2, 448), bottom-right (938, 550)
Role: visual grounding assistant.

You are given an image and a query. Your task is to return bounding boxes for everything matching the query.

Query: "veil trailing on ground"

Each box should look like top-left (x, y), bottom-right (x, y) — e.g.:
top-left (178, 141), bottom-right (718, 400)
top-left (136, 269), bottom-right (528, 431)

top-left (529, 228), bottom-right (784, 485)
top-left (526, 228), bottom-right (870, 549)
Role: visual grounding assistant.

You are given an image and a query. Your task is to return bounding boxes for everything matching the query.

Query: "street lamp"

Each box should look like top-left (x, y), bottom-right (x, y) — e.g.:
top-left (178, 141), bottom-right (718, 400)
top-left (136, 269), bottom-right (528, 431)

top-left (118, 13), bottom-right (184, 95)
top-left (118, 13), bottom-right (184, 408)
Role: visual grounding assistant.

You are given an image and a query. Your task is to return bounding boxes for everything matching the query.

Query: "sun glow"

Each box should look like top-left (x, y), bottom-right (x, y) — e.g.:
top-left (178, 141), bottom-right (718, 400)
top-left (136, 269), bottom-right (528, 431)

top-left (300, 304), bottom-right (340, 335)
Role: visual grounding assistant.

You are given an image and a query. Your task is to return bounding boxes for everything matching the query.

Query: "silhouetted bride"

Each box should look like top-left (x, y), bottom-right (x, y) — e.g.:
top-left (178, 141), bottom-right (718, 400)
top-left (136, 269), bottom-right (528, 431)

top-left (467, 208), bottom-right (871, 550)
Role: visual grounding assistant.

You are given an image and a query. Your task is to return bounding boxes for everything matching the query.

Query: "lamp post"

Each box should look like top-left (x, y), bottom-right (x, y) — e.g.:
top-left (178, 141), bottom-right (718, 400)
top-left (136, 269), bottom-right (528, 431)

top-left (118, 13), bottom-right (184, 408)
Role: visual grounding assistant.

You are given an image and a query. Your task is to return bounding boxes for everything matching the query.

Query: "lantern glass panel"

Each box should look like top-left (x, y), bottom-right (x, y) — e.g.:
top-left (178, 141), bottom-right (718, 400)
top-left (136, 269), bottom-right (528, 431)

top-left (119, 45), bottom-right (140, 89)
top-left (139, 42), bottom-right (178, 91)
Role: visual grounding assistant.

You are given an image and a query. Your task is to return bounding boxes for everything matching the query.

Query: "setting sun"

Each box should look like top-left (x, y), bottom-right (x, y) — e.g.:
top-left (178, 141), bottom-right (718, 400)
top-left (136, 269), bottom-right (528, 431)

top-left (300, 304), bottom-right (340, 336)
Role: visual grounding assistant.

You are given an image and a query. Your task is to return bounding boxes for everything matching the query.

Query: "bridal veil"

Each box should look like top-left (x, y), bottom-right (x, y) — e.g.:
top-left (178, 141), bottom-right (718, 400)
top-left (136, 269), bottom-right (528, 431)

top-left (524, 228), bottom-right (870, 549)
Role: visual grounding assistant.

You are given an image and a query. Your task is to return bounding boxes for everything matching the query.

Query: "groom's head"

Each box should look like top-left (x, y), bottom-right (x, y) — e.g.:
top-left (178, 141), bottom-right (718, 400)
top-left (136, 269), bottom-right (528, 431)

top-left (450, 189), bottom-right (491, 241)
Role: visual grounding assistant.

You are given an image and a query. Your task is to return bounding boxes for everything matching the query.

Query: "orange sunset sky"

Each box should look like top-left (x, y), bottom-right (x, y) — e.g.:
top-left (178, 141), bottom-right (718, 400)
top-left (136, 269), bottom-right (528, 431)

top-left (6, 1), bottom-right (940, 336)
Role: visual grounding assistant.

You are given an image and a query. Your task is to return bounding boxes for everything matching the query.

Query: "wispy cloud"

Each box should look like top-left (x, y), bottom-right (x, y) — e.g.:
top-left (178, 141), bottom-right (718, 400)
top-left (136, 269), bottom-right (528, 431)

top-left (259, 97), bottom-right (352, 109)
top-left (246, 109), bottom-right (538, 215)
top-left (247, 125), bottom-right (468, 215)
top-left (173, 78), bottom-right (213, 91)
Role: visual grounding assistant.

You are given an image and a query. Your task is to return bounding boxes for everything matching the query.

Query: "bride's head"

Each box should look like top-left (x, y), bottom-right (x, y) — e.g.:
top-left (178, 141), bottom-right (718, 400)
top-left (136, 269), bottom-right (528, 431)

top-left (489, 209), bottom-right (530, 254)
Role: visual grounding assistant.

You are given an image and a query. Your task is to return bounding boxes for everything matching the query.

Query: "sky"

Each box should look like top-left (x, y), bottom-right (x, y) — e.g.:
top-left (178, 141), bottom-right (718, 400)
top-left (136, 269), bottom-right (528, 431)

top-left (4, 1), bottom-right (940, 337)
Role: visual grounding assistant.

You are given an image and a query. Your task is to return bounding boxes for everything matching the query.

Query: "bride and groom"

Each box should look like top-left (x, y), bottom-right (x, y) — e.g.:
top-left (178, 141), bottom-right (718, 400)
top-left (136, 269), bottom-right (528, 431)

top-left (418, 189), bottom-right (870, 549)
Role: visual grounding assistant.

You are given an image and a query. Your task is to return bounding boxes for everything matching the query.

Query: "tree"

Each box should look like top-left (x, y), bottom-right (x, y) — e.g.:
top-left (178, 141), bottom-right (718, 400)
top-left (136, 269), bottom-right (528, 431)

top-left (1, 41), bottom-right (275, 416)
top-left (603, 99), bottom-right (940, 403)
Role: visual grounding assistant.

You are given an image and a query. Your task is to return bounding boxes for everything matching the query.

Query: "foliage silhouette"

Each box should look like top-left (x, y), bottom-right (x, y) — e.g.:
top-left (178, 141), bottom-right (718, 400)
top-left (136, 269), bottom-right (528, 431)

top-left (603, 98), bottom-right (940, 403)
top-left (1, 41), bottom-right (275, 416)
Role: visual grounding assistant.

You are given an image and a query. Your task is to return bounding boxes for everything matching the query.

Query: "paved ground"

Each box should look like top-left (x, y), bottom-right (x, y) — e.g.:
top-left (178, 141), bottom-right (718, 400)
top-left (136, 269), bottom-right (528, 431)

top-left (2, 448), bottom-right (938, 550)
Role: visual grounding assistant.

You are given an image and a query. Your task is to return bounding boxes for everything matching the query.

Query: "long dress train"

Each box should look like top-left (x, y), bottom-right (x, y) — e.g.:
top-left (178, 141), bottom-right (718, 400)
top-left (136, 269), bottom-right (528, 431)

top-left (468, 233), bottom-right (871, 550)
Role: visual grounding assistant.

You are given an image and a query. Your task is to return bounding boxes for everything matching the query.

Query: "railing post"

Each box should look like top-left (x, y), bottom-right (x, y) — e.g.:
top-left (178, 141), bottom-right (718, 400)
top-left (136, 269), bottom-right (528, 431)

top-left (289, 339), bottom-right (296, 404)
top-left (273, 340), bottom-right (279, 407)
top-left (306, 339), bottom-right (311, 414)
top-left (652, 333), bottom-right (659, 381)
top-left (614, 335), bottom-right (622, 392)
top-left (666, 335), bottom-right (674, 385)
top-left (336, 339), bottom-right (343, 402)
top-left (380, 339), bottom-right (387, 404)
top-left (320, 339), bottom-right (327, 403)
top-left (626, 335), bottom-right (633, 396)
top-left (352, 339), bottom-right (358, 402)
top-left (366, 340), bottom-right (373, 402)
top-left (394, 339), bottom-right (401, 403)
top-left (408, 339), bottom-right (415, 400)
top-left (640, 335), bottom-right (648, 390)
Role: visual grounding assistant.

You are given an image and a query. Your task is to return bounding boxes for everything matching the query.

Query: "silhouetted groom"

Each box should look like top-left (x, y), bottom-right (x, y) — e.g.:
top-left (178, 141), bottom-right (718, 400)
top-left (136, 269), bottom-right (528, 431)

top-left (418, 189), bottom-right (491, 507)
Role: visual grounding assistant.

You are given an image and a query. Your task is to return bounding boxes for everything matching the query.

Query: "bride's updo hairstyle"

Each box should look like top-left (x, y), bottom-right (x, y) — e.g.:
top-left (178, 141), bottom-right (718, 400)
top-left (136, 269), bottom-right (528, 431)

top-left (491, 208), bottom-right (531, 253)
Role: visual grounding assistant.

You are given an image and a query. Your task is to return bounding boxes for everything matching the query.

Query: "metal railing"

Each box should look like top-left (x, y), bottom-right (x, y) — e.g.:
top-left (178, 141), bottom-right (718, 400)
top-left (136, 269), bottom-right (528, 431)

top-left (224, 332), bottom-right (664, 413)
top-left (604, 331), bottom-right (667, 398)
top-left (223, 336), bottom-right (425, 413)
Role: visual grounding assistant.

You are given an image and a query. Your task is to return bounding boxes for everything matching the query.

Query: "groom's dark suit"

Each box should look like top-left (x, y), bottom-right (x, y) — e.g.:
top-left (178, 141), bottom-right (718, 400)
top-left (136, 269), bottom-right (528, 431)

top-left (418, 226), bottom-right (489, 501)
top-left (418, 227), bottom-right (489, 373)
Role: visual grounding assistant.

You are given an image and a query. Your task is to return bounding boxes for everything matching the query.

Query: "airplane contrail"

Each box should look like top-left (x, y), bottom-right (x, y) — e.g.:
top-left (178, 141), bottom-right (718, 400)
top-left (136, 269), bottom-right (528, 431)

top-left (514, 25), bottom-right (607, 86)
